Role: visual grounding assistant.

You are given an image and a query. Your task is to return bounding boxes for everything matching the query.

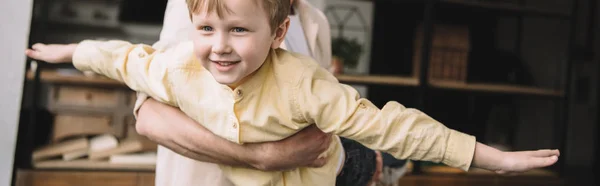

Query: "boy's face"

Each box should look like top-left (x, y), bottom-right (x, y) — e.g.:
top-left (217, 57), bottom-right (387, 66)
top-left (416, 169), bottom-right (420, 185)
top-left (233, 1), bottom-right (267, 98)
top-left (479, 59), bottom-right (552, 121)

top-left (191, 0), bottom-right (288, 87)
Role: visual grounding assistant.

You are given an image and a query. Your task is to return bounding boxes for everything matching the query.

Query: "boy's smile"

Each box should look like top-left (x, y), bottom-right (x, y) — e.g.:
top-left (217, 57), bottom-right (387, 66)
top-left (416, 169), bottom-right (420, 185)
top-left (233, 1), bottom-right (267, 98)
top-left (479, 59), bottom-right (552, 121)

top-left (190, 0), bottom-right (288, 88)
top-left (210, 58), bottom-right (241, 72)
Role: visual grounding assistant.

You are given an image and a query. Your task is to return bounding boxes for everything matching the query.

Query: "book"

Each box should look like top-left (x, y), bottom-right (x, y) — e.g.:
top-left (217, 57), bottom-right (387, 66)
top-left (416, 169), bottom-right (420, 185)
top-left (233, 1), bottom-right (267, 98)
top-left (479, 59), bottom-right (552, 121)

top-left (88, 137), bottom-right (157, 160)
top-left (109, 151), bottom-right (157, 165)
top-left (32, 137), bottom-right (88, 161)
top-left (89, 134), bottom-right (119, 152)
top-left (62, 149), bottom-right (88, 161)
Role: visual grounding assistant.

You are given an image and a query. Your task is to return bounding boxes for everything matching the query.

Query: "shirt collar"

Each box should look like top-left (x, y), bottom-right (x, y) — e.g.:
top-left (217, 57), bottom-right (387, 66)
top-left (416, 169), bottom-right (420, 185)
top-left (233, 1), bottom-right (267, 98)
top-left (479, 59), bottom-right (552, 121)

top-left (222, 49), bottom-right (275, 96)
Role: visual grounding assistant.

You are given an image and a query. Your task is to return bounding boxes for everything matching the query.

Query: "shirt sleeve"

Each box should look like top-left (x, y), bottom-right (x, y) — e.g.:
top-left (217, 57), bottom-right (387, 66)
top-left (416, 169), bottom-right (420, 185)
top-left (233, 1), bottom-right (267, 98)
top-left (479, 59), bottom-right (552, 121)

top-left (294, 67), bottom-right (477, 171)
top-left (133, 92), bottom-right (150, 119)
top-left (72, 40), bottom-right (193, 107)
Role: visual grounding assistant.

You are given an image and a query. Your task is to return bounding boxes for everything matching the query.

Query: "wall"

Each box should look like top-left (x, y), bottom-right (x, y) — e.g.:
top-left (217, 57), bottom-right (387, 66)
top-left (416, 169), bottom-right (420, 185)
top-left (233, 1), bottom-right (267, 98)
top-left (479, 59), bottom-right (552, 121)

top-left (0, 0), bottom-right (33, 185)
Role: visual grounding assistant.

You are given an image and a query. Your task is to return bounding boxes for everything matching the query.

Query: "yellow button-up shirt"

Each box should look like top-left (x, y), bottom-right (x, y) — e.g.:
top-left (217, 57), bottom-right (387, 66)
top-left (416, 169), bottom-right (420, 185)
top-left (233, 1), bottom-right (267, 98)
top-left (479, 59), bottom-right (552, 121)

top-left (73, 40), bottom-right (477, 186)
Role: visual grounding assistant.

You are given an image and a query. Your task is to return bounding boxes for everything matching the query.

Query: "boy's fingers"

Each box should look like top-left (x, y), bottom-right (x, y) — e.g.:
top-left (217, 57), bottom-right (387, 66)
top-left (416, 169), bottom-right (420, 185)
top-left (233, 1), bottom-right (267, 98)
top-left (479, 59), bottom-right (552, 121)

top-left (25, 49), bottom-right (39, 59)
top-left (528, 149), bottom-right (560, 157)
top-left (529, 155), bottom-right (558, 168)
top-left (309, 157), bottom-right (327, 167)
top-left (32, 43), bottom-right (45, 50)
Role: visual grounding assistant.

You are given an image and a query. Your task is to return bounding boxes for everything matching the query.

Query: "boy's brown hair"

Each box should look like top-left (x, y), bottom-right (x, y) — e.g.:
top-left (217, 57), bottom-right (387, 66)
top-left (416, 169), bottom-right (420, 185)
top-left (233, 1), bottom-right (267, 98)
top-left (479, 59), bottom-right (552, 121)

top-left (186, 0), bottom-right (290, 33)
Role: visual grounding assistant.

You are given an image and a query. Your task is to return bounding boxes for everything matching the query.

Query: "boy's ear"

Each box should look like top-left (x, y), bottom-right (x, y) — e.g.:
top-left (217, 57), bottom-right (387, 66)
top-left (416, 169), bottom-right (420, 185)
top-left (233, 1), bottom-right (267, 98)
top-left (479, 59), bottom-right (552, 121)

top-left (271, 17), bottom-right (290, 49)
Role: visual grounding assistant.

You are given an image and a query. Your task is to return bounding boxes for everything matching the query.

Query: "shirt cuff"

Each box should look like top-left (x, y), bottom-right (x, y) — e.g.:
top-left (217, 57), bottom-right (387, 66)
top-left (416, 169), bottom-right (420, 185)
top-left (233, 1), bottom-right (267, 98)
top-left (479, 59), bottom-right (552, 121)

top-left (441, 129), bottom-right (476, 171)
top-left (72, 40), bottom-right (98, 72)
top-left (133, 92), bottom-right (151, 119)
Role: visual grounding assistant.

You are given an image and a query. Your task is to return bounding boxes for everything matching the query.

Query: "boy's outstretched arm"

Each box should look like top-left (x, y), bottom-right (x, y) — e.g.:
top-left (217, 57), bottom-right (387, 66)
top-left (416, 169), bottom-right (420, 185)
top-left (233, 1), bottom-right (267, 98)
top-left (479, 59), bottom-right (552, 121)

top-left (296, 67), bottom-right (559, 174)
top-left (25, 41), bottom-right (186, 105)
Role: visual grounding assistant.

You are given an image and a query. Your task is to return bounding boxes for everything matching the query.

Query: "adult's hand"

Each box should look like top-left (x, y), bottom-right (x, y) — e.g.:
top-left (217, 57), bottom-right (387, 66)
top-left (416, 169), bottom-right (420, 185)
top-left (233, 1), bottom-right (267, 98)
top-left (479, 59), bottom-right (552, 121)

top-left (249, 125), bottom-right (332, 171)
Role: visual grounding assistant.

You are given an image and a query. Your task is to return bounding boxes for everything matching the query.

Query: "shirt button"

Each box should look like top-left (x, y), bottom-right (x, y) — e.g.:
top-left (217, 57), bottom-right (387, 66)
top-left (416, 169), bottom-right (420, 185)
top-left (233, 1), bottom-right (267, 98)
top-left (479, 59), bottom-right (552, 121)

top-left (233, 122), bottom-right (238, 129)
top-left (236, 90), bottom-right (243, 97)
top-left (359, 103), bottom-right (366, 109)
top-left (138, 53), bottom-right (146, 58)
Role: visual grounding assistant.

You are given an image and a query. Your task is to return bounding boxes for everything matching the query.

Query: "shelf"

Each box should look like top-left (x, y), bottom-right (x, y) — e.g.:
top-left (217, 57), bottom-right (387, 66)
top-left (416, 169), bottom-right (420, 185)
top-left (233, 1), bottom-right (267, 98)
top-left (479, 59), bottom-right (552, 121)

top-left (400, 167), bottom-right (563, 186)
top-left (335, 74), bottom-right (563, 97)
top-left (363, 0), bottom-right (570, 19)
top-left (26, 69), bottom-right (125, 87)
top-left (16, 169), bottom-right (155, 186)
top-left (32, 160), bottom-right (155, 171)
top-left (28, 70), bottom-right (420, 88)
top-left (420, 165), bottom-right (558, 177)
top-left (429, 80), bottom-right (564, 97)
top-left (335, 74), bottom-right (420, 86)
top-left (27, 70), bottom-right (563, 97)
top-left (440, 0), bottom-right (570, 19)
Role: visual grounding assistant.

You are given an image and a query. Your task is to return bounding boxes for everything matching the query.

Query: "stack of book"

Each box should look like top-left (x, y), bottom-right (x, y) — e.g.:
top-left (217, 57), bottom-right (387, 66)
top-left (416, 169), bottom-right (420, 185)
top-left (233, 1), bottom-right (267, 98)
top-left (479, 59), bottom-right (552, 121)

top-left (32, 133), bottom-right (157, 171)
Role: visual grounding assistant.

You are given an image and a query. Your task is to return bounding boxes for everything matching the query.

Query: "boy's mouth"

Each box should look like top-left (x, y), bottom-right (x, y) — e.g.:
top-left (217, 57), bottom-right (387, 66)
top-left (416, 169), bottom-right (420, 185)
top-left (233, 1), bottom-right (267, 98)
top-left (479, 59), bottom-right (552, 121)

top-left (213, 61), bottom-right (240, 66)
top-left (211, 60), bottom-right (241, 72)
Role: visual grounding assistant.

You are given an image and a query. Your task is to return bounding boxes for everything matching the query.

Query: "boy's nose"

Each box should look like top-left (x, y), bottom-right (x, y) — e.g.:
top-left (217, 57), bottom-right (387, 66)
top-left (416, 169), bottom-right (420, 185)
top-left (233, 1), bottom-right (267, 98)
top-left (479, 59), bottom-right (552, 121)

top-left (212, 36), bottom-right (232, 54)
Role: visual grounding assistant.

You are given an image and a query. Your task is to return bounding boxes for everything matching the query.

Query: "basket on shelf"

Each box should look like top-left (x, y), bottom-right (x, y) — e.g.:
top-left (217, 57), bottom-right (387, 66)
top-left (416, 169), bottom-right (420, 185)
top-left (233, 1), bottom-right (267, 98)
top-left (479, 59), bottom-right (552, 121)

top-left (412, 23), bottom-right (471, 83)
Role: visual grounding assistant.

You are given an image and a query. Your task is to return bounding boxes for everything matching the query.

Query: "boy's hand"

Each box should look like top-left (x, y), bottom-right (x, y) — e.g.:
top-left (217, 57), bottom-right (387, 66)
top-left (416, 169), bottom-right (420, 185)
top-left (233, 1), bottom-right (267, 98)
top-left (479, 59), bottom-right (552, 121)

top-left (472, 142), bottom-right (560, 175)
top-left (25, 43), bottom-right (78, 63)
top-left (494, 150), bottom-right (559, 175)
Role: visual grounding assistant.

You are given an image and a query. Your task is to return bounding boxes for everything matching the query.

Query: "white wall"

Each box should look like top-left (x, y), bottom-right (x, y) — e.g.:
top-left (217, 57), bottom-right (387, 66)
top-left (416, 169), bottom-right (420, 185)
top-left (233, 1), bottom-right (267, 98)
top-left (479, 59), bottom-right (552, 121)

top-left (0, 0), bottom-right (33, 184)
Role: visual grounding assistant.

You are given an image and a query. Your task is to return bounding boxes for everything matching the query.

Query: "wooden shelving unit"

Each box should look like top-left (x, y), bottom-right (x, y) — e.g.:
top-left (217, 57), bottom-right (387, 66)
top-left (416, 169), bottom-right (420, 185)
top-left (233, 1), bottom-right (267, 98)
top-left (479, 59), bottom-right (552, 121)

top-left (32, 160), bottom-right (154, 171)
top-left (26, 70), bottom-right (564, 98)
top-left (26, 69), bottom-right (125, 87)
top-left (440, 0), bottom-right (570, 18)
top-left (16, 170), bottom-right (155, 186)
top-left (336, 74), bottom-right (419, 86)
top-left (420, 165), bottom-right (558, 177)
top-left (429, 80), bottom-right (564, 97)
top-left (336, 74), bottom-right (564, 97)
top-left (348, 0), bottom-right (578, 178)
top-left (17, 0), bottom-right (580, 185)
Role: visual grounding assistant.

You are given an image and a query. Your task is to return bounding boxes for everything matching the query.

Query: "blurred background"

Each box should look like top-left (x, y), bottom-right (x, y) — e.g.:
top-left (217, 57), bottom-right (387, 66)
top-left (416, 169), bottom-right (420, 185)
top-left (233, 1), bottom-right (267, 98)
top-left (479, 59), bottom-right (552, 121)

top-left (0, 0), bottom-right (598, 185)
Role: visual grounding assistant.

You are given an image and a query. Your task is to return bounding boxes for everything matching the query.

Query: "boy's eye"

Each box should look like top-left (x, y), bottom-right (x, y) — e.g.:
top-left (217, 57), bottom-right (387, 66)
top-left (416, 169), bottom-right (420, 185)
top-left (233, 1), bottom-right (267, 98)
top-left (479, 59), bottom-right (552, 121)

top-left (199, 26), bottom-right (213, 32)
top-left (232, 27), bottom-right (247, 32)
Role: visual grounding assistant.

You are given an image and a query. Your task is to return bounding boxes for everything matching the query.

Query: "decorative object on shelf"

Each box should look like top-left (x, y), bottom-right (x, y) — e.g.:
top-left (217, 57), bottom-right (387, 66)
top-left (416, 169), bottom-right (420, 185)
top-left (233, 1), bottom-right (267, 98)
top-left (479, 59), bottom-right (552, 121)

top-left (324, 0), bottom-right (374, 98)
top-left (413, 23), bottom-right (470, 83)
top-left (331, 37), bottom-right (363, 70)
top-left (330, 56), bottom-right (344, 74)
top-left (324, 0), bottom-right (373, 75)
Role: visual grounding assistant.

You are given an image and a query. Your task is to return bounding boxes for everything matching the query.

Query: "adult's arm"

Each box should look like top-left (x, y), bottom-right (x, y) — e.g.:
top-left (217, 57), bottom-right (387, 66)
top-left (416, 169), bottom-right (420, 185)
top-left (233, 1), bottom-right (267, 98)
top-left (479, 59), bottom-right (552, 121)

top-left (135, 98), bottom-right (332, 171)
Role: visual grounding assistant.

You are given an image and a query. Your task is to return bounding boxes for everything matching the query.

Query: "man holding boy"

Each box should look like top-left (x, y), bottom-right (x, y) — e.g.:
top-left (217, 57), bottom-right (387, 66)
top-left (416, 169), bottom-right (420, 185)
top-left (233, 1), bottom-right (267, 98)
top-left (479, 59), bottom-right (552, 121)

top-left (136, 0), bottom-right (390, 185)
top-left (26, 0), bottom-right (560, 185)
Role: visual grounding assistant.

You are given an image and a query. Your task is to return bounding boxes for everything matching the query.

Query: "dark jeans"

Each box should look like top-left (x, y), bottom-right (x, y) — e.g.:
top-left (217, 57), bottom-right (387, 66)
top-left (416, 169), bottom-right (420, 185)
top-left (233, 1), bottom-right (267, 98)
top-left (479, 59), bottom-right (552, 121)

top-left (382, 151), bottom-right (407, 168)
top-left (335, 137), bottom-right (376, 186)
top-left (335, 137), bottom-right (408, 186)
